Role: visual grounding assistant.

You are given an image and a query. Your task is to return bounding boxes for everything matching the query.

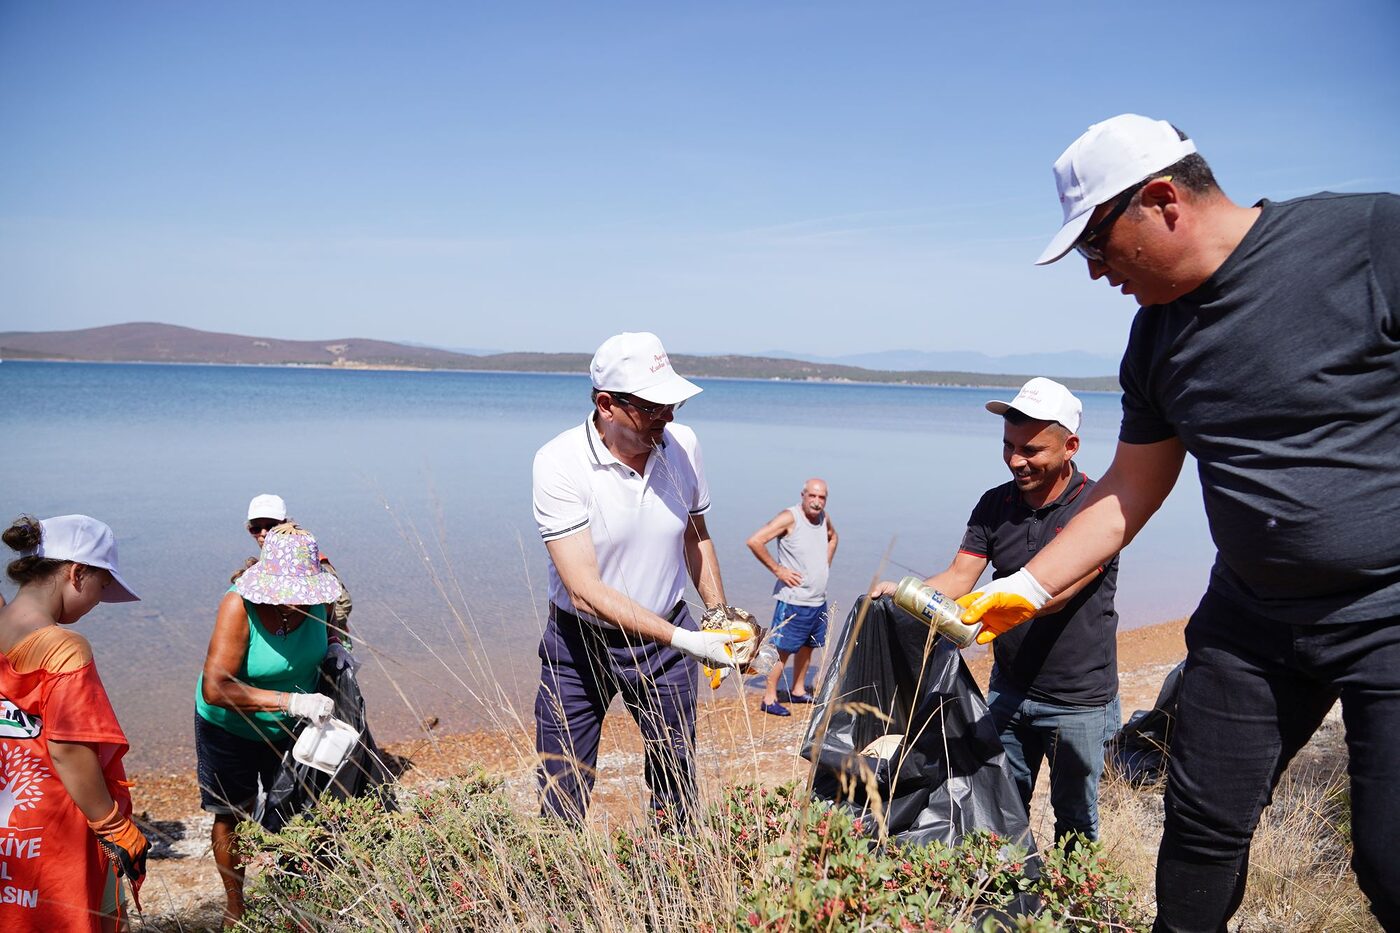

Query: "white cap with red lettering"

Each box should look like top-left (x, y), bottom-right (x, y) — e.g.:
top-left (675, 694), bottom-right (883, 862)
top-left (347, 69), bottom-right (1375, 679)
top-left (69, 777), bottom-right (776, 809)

top-left (986, 377), bottom-right (1083, 434)
top-left (590, 332), bottom-right (702, 405)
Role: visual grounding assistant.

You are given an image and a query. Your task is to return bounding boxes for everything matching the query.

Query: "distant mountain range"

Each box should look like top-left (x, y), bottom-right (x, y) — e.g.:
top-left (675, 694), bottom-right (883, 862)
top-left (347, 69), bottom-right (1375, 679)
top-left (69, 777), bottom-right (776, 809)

top-left (757, 348), bottom-right (1119, 378)
top-left (1, 322), bottom-right (1121, 392)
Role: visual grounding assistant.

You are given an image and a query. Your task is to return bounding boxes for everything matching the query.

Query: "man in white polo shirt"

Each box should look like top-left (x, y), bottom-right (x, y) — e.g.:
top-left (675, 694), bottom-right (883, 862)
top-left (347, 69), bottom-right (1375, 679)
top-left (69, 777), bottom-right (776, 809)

top-left (532, 331), bottom-right (739, 824)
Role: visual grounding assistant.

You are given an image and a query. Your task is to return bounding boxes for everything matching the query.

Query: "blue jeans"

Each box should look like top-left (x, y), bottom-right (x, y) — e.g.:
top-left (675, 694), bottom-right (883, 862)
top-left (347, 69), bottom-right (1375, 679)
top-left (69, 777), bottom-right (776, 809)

top-left (1154, 590), bottom-right (1400, 933)
top-left (986, 682), bottom-right (1120, 842)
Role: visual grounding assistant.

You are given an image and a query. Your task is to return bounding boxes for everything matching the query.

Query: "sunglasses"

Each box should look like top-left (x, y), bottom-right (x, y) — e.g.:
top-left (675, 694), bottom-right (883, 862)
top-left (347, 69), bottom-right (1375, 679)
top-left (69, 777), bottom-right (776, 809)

top-left (1074, 175), bottom-right (1171, 264)
top-left (247, 519), bottom-right (281, 534)
top-left (611, 394), bottom-right (683, 417)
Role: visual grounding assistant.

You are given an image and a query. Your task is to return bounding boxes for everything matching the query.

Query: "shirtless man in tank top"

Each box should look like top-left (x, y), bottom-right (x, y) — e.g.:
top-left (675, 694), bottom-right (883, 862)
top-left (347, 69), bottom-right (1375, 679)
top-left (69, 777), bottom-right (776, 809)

top-left (747, 479), bottom-right (838, 716)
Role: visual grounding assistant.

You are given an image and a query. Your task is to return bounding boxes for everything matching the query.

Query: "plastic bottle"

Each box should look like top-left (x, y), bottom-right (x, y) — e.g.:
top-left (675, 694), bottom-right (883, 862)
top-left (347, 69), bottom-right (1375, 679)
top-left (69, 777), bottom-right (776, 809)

top-left (747, 640), bottom-right (781, 676)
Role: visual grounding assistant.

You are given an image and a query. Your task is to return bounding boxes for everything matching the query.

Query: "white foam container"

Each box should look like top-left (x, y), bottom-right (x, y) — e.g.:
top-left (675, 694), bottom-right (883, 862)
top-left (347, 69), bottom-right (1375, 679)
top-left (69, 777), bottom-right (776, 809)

top-left (293, 717), bottom-right (359, 774)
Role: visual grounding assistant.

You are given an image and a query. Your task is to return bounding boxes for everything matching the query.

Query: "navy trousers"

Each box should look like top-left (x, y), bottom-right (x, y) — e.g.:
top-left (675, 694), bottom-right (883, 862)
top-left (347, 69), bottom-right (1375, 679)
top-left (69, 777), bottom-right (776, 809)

top-left (534, 604), bottom-right (699, 824)
top-left (1154, 589), bottom-right (1400, 932)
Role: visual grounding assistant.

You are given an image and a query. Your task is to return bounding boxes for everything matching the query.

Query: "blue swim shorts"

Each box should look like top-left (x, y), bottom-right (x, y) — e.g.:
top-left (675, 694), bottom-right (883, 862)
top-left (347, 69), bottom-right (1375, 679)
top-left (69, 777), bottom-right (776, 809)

top-left (769, 601), bottom-right (829, 653)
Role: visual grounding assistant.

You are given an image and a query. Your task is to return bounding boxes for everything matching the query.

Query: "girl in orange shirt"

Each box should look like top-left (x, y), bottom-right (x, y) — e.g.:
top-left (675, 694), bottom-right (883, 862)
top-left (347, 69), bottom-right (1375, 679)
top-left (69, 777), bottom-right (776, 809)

top-left (0, 515), bottom-right (147, 933)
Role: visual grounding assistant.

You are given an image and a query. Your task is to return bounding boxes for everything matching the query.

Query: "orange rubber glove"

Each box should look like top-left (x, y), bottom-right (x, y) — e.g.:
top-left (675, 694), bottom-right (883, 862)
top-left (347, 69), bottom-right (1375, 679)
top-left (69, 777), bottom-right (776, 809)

top-left (89, 801), bottom-right (149, 907)
top-left (955, 568), bottom-right (1051, 644)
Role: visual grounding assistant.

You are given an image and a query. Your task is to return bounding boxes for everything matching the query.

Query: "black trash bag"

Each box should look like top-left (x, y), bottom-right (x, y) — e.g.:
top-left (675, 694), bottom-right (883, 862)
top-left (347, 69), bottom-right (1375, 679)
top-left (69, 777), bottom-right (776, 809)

top-left (260, 660), bottom-right (397, 832)
top-left (1107, 660), bottom-right (1184, 786)
top-left (802, 596), bottom-right (1036, 855)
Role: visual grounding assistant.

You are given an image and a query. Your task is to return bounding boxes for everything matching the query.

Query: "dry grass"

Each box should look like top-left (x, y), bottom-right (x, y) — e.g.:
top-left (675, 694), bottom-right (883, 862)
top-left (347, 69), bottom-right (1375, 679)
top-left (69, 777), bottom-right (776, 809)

top-left (137, 669), bottom-right (1381, 932)
top-left (1093, 705), bottom-right (1377, 933)
top-left (130, 509), bottom-right (1381, 931)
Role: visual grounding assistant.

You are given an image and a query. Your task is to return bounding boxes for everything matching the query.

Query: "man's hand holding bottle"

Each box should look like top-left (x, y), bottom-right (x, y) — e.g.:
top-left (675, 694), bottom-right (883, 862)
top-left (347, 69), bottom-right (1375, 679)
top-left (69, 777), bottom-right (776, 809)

top-left (955, 568), bottom-right (1051, 644)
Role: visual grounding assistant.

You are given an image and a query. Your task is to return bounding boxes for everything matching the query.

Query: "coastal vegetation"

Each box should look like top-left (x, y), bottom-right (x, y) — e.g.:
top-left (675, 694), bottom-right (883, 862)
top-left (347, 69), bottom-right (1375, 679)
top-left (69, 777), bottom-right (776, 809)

top-left (240, 777), bottom-right (1144, 932)
top-left (117, 611), bottom-right (1365, 931)
top-left (219, 693), bottom-right (1366, 933)
top-left (203, 704), bottom-right (1366, 932)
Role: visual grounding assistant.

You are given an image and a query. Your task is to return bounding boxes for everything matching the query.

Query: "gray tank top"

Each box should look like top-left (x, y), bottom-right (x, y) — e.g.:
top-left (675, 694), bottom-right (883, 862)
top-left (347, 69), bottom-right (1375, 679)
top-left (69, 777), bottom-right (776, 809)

top-left (773, 505), bottom-right (829, 606)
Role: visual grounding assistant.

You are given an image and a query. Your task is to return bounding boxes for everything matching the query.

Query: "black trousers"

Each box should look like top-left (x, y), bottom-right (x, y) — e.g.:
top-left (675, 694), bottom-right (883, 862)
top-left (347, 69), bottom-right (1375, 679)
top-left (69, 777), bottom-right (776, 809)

top-left (1154, 589), bottom-right (1400, 932)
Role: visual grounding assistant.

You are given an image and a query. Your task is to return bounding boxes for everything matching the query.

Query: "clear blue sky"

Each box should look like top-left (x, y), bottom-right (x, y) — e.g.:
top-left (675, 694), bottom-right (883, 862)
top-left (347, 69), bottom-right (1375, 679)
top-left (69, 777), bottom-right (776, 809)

top-left (3, 1), bottom-right (1397, 358)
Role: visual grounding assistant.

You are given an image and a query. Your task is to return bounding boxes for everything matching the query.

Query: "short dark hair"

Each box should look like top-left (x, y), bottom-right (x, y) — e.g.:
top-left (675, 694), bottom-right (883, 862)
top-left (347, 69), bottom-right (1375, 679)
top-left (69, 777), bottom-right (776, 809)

top-left (1003, 407), bottom-right (1071, 439)
top-left (1162, 125), bottom-right (1218, 194)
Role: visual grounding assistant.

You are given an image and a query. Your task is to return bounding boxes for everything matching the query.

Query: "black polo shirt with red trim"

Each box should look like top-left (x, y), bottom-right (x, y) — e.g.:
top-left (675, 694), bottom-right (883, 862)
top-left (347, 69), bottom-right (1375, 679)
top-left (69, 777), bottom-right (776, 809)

top-left (958, 464), bottom-right (1120, 707)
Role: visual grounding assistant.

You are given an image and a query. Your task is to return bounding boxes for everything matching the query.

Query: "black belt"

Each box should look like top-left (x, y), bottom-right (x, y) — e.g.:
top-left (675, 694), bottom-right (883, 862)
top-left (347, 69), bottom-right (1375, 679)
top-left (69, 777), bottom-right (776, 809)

top-left (550, 601), bottom-right (687, 648)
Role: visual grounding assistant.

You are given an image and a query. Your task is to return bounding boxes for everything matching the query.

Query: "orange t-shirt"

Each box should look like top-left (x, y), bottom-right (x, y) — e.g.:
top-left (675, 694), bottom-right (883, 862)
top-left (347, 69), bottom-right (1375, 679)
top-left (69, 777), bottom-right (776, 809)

top-left (0, 627), bottom-right (131, 933)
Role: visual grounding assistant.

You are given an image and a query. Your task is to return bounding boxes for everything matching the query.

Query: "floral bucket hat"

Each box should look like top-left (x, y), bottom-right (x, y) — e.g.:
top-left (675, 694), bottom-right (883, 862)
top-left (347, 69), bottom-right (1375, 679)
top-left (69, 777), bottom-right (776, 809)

top-left (234, 526), bottom-right (343, 606)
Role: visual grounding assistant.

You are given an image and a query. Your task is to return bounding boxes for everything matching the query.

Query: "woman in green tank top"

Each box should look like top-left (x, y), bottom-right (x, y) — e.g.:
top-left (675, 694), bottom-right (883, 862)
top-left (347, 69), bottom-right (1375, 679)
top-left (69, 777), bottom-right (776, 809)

top-left (194, 523), bottom-right (347, 927)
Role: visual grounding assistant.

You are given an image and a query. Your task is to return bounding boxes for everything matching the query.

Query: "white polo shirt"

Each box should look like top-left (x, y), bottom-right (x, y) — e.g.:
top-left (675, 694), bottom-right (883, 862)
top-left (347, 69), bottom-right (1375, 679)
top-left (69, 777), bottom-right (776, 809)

top-left (533, 415), bottom-right (711, 625)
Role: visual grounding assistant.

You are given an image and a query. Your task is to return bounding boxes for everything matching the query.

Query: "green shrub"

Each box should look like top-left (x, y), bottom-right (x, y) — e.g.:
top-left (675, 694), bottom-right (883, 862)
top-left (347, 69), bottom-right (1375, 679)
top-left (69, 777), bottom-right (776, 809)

top-left (240, 777), bottom-right (1146, 932)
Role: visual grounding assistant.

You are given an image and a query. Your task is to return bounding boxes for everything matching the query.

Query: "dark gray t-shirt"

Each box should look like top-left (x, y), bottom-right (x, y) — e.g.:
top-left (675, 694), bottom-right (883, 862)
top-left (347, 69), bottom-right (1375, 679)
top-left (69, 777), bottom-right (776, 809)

top-left (1119, 192), bottom-right (1400, 624)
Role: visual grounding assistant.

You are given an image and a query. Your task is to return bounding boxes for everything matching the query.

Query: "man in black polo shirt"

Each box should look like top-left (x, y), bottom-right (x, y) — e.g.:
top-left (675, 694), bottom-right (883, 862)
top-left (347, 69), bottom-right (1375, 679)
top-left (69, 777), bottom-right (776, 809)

top-left (873, 376), bottom-right (1119, 843)
top-left (958, 114), bottom-right (1400, 931)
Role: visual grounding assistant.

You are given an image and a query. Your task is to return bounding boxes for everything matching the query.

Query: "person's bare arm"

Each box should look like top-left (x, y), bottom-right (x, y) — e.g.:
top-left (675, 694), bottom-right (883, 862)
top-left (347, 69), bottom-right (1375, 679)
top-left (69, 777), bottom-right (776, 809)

top-left (746, 510), bottom-right (800, 587)
top-left (685, 513), bottom-right (726, 609)
top-left (826, 517), bottom-right (839, 565)
top-left (546, 531), bottom-right (679, 642)
top-left (1026, 438), bottom-right (1187, 595)
top-left (201, 592), bottom-right (294, 712)
top-left (1039, 566), bottom-right (1106, 614)
top-left (48, 741), bottom-right (118, 821)
top-left (871, 551), bottom-right (988, 599)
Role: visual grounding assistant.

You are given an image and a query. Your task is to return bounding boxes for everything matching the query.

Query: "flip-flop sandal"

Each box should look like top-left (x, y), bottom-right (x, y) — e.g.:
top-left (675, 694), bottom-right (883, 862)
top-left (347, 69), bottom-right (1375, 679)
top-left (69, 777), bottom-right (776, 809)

top-left (760, 701), bottom-right (791, 717)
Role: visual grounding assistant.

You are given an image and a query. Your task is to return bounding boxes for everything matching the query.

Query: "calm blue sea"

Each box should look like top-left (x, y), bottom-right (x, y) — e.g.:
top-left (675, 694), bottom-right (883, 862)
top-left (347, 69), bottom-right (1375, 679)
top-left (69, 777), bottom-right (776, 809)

top-left (1, 361), bottom-right (1213, 768)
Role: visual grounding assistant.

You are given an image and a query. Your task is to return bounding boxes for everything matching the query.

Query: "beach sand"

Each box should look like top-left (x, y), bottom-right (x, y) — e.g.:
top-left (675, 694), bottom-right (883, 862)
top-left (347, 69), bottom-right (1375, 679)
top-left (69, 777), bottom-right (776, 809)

top-left (130, 617), bottom-right (1189, 927)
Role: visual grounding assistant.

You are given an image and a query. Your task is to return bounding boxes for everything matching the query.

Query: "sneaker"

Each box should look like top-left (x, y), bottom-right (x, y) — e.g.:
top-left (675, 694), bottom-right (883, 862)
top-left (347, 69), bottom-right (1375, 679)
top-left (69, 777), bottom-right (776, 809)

top-left (760, 701), bottom-right (790, 717)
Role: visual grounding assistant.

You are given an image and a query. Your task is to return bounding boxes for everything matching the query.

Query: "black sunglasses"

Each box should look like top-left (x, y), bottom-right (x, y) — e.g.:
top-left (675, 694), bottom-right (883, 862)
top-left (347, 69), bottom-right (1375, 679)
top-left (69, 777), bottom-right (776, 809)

top-left (1074, 175), bottom-right (1171, 263)
top-left (247, 519), bottom-right (280, 534)
top-left (611, 393), bottom-right (682, 417)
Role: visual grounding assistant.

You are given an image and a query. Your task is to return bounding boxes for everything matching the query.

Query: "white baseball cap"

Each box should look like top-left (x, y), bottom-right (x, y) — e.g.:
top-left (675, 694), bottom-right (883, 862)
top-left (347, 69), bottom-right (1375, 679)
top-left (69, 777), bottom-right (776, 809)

top-left (985, 377), bottom-right (1082, 434)
top-left (247, 494), bottom-right (287, 522)
top-left (27, 515), bottom-right (139, 602)
top-left (590, 332), bottom-right (702, 405)
top-left (1035, 114), bottom-right (1197, 265)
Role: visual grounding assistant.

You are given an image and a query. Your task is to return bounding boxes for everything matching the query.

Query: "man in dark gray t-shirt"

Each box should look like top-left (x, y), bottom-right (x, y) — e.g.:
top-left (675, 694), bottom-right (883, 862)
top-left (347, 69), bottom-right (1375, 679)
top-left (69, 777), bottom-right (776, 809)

top-left (956, 115), bottom-right (1400, 931)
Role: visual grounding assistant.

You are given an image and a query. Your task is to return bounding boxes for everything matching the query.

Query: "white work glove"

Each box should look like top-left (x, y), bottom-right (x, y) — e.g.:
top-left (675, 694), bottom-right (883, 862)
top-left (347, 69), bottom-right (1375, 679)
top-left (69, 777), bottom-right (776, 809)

top-left (285, 692), bottom-right (335, 723)
top-left (697, 605), bottom-right (762, 688)
top-left (955, 568), bottom-right (1052, 645)
top-left (326, 642), bottom-right (361, 673)
top-left (670, 627), bottom-right (739, 669)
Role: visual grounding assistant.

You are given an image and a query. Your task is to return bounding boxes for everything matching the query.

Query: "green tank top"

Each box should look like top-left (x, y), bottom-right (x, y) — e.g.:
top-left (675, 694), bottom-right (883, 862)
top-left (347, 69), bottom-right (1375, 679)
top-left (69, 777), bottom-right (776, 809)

top-left (195, 590), bottom-right (328, 741)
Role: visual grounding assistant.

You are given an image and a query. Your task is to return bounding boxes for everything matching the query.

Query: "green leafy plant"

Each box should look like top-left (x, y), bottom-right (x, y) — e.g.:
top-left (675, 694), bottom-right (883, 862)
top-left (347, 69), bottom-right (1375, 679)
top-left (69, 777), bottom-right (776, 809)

top-left (240, 779), bottom-right (1146, 932)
